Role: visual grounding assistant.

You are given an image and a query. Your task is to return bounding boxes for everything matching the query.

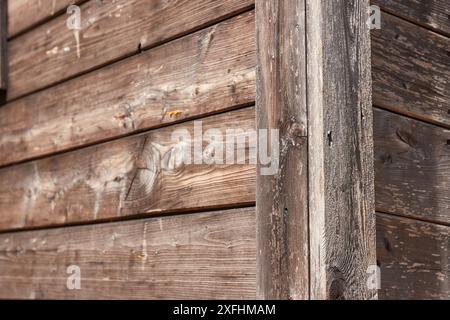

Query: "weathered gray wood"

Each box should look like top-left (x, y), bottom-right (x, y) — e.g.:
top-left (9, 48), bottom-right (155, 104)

top-left (306, 0), bottom-right (377, 300)
top-left (373, 0), bottom-right (450, 36)
top-left (372, 12), bottom-right (450, 128)
top-left (374, 108), bottom-right (450, 225)
top-left (0, 208), bottom-right (257, 300)
top-left (7, 0), bottom-right (254, 100)
top-left (0, 108), bottom-right (256, 231)
top-left (256, 0), bottom-right (309, 300)
top-left (377, 213), bottom-right (450, 300)
top-left (0, 12), bottom-right (255, 167)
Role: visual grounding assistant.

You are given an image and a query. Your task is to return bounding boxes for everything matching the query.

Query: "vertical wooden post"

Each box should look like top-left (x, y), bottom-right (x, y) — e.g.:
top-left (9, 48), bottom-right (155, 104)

top-left (256, 0), bottom-right (377, 300)
top-left (306, 0), bottom-right (376, 300)
top-left (0, 0), bottom-right (7, 101)
top-left (256, 0), bottom-right (309, 300)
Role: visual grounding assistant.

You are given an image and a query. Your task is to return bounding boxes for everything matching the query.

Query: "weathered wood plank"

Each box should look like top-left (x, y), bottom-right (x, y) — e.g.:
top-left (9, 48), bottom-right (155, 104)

top-left (373, 0), bottom-right (450, 36)
top-left (3, 10), bottom-right (449, 169)
top-left (306, 0), bottom-right (377, 300)
top-left (374, 108), bottom-right (450, 225)
top-left (377, 213), bottom-right (450, 300)
top-left (0, 208), bottom-right (257, 300)
top-left (0, 0), bottom-right (6, 95)
top-left (256, 0), bottom-right (309, 300)
top-left (7, 0), bottom-right (86, 38)
top-left (372, 12), bottom-right (450, 128)
top-left (0, 107), bottom-right (256, 231)
top-left (7, 0), bottom-right (254, 100)
top-left (0, 12), bottom-right (255, 167)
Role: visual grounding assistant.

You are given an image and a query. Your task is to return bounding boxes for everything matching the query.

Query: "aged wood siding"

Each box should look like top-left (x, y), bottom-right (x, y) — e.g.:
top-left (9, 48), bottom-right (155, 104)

top-left (0, 107), bottom-right (256, 230)
top-left (0, 208), bottom-right (257, 300)
top-left (373, 0), bottom-right (450, 36)
top-left (0, 12), bottom-right (255, 167)
top-left (0, 0), bottom-right (449, 300)
top-left (7, 0), bottom-right (254, 100)
top-left (371, 0), bottom-right (450, 300)
top-left (377, 213), bottom-right (449, 300)
top-left (7, 0), bottom-right (86, 38)
top-left (1, 1), bottom-right (257, 300)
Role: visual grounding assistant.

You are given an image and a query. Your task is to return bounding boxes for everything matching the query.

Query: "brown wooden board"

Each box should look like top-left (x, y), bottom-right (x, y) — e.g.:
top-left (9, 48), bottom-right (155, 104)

top-left (0, 107), bottom-right (256, 231)
top-left (0, 12), bottom-right (255, 167)
top-left (377, 213), bottom-right (450, 300)
top-left (7, 0), bottom-right (254, 100)
top-left (256, 0), bottom-right (309, 300)
top-left (0, 208), bottom-right (257, 300)
top-left (306, 0), bottom-right (377, 300)
top-left (374, 108), bottom-right (450, 225)
top-left (372, 12), bottom-right (450, 128)
top-left (7, 0), bottom-right (86, 38)
top-left (2, 10), bottom-right (449, 169)
top-left (373, 0), bottom-right (450, 36)
top-left (0, 0), bottom-right (6, 95)
top-left (2, 209), bottom-right (448, 300)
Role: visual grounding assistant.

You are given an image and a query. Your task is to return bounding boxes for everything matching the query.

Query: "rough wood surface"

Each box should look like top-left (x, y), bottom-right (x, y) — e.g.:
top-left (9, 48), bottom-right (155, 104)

top-left (0, 108), bottom-right (256, 231)
top-left (373, 0), bottom-right (450, 36)
top-left (7, 0), bottom-right (86, 38)
top-left (256, 0), bottom-right (308, 300)
top-left (7, 0), bottom-right (254, 100)
top-left (377, 213), bottom-right (450, 300)
top-left (372, 12), bottom-right (450, 128)
top-left (0, 208), bottom-right (257, 300)
top-left (306, 0), bottom-right (377, 300)
top-left (0, 0), bottom-right (7, 95)
top-left (0, 12), bottom-right (255, 167)
top-left (374, 108), bottom-right (450, 225)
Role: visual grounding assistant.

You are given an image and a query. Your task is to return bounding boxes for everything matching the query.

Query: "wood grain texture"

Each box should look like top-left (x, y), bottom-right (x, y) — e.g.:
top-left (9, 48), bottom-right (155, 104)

top-left (7, 0), bottom-right (254, 100)
top-left (306, 0), bottom-right (377, 300)
top-left (0, 208), bottom-right (257, 300)
top-left (0, 12), bottom-right (255, 167)
top-left (377, 213), bottom-right (450, 300)
top-left (256, 0), bottom-right (308, 300)
top-left (0, 0), bottom-right (6, 94)
top-left (374, 108), bottom-right (450, 225)
top-left (0, 108), bottom-right (256, 231)
top-left (372, 12), bottom-right (450, 128)
top-left (373, 0), bottom-right (450, 36)
top-left (7, 0), bottom-right (86, 38)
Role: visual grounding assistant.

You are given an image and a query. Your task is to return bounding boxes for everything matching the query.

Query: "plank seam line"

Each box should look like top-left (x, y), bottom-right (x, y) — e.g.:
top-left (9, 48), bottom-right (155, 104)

top-left (376, 210), bottom-right (450, 228)
top-left (379, 8), bottom-right (450, 39)
top-left (6, 4), bottom-right (256, 104)
top-left (0, 102), bottom-right (256, 170)
top-left (373, 105), bottom-right (450, 131)
top-left (7, 0), bottom-right (90, 41)
top-left (0, 202), bottom-right (257, 236)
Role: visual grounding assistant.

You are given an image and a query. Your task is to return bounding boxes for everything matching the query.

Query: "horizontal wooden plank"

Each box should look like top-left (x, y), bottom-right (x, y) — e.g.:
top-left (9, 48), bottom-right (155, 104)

top-left (1, 107), bottom-right (448, 231)
top-left (0, 207), bottom-right (256, 300)
top-left (373, 0), bottom-right (450, 36)
top-left (7, 0), bottom-right (254, 100)
top-left (0, 107), bottom-right (256, 231)
top-left (377, 213), bottom-right (450, 300)
top-left (374, 108), bottom-right (450, 225)
top-left (0, 12), bottom-right (255, 167)
top-left (372, 12), bottom-right (450, 128)
top-left (7, 0), bottom-right (85, 38)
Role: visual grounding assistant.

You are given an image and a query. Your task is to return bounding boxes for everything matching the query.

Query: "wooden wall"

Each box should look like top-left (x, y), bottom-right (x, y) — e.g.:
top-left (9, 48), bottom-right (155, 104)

top-left (0, 0), bottom-right (257, 300)
top-left (372, 0), bottom-right (450, 299)
top-left (0, 0), bottom-right (448, 300)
